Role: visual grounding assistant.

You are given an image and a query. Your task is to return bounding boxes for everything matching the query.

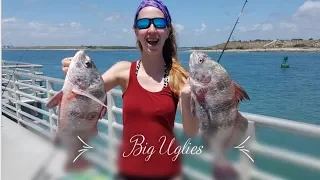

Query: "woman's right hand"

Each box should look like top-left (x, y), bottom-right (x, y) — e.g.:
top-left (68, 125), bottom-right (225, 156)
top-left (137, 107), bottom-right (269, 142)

top-left (61, 57), bottom-right (73, 74)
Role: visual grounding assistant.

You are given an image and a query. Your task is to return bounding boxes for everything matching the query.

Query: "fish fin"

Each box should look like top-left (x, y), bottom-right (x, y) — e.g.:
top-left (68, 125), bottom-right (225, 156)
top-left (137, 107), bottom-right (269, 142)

top-left (202, 136), bottom-right (210, 149)
top-left (99, 97), bottom-right (108, 119)
top-left (71, 88), bottom-right (108, 108)
top-left (52, 133), bottom-right (61, 147)
top-left (226, 112), bottom-right (249, 148)
top-left (45, 90), bottom-right (63, 109)
top-left (232, 81), bottom-right (250, 103)
top-left (235, 112), bottom-right (249, 141)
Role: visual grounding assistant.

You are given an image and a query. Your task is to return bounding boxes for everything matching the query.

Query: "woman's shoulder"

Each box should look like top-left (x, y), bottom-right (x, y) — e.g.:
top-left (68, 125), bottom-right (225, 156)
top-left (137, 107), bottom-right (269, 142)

top-left (112, 60), bottom-right (132, 70)
top-left (109, 60), bottom-right (133, 81)
top-left (102, 60), bottom-right (135, 92)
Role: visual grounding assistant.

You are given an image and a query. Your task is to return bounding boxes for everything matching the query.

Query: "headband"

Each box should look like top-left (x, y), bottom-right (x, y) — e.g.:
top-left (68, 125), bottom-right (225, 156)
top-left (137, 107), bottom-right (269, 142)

top-left (134, 0), bottom-right (172, 25)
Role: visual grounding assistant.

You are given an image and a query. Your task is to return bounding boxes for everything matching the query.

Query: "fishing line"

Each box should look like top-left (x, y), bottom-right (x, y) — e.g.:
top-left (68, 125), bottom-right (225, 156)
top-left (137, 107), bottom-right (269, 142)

top-left (2, 44), bottom-right (33, 96)
top-left (30, 144), bottom-right (60, 180)
top-left (1, 44), bottom-right (34, 117)
top-left (1, 43), bottom-right (61, 179)
top-left (2, 44), bottom-right (64, 179)
top-left (1, 43), bottom-right (40, 121)
top-left (217, 0), bottom-right (248, 63)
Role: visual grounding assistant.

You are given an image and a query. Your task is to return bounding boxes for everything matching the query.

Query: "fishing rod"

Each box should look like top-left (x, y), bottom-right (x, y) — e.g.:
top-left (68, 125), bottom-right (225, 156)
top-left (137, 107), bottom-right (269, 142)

top-left (217, 0), bottom-right (248, 63)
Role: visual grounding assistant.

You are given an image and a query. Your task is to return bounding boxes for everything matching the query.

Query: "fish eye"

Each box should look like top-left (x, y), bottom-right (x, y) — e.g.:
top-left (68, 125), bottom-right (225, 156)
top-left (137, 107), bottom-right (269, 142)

top-left (84, 60), bottom-right (92, 68)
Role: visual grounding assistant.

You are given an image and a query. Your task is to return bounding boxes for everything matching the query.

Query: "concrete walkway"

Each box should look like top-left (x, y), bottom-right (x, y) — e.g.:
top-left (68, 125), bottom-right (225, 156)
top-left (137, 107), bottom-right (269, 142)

top-left (1, 115), bottom-right (67, 180)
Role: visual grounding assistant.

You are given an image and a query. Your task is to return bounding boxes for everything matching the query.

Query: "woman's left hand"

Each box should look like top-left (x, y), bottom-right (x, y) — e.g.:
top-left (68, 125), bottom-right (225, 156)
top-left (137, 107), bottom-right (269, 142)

top-left (180, 78), bottom-right (191, 99)
top-left (179, 77), bottom-right (199, 137)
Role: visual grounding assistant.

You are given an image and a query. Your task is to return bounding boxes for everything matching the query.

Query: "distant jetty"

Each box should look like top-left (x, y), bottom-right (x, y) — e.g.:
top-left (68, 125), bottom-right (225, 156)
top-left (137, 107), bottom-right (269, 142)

top-left (2, 45), bottom-right (138, 51)
top-left (3, 39), bottom-right (320, 52)
top-left (190, 39), bottom-right (320, 52)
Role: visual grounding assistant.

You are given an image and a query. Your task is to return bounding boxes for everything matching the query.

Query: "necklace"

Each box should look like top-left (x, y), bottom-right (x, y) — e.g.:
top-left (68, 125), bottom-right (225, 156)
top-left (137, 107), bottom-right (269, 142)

top-left (135, 60), bottom-right (169, 89)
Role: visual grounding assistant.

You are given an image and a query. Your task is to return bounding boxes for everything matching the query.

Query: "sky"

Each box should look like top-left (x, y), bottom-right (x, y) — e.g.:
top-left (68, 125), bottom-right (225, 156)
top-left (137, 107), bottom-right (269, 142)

top-left (2, 0), bottom-right (320, 47)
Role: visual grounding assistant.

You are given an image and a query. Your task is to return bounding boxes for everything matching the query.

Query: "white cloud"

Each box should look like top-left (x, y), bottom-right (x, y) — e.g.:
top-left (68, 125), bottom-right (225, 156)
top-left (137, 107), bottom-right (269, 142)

top-left (197, 23), bottom-right (206, 32)
top-left (2, 17), bottom-right (16, 24)
top-left (237, 23), bottom-right (274, 32)
top-left (1, 16), bottom-right (137, 46)
top-left (173, 23), bottom-right (184, 32)
top-left (293, 0), bottom-right (320, 19)
top-left (70, 22), bottom-right (81, 28)
top-left (2, 19), bottom-right (92, 45)
top-left (261, 23), bottom-right (274, 31)
top-left (231, 1), bottom-right (320, 40)
top-left (105, 15), bottom-right (121, 22)
top-left (278, 22), bottom-right (297, 31)
top-left (195, 23), bottom-right (206, 36)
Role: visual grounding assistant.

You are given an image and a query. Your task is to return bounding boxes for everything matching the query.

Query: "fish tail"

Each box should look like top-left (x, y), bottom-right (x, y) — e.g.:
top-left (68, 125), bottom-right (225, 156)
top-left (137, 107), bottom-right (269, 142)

top-left (234, 112), bottom-right (249, 144)
top-left (60, 135), bottom-right (92, 172)
top-left (213, 159), bottom-right (240, 180)
top-left (211, 143), bottom-right (240, 180)
top-left (52, 133), bottom-right (61, 147)
top-left (201, 135), bottom-right (209, 148)
top-left (224, 112), bottom-right (249, 149)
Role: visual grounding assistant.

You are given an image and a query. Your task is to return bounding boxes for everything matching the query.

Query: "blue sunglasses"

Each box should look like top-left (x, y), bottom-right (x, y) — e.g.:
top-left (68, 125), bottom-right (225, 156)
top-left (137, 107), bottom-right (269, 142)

top-left (135, 18), bottom-right (168, 29)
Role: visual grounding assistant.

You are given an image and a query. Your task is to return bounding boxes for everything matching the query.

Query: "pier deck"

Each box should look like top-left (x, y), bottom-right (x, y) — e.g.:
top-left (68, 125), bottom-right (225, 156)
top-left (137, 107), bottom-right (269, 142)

top-left (2, 115), bottom-right (66, 180)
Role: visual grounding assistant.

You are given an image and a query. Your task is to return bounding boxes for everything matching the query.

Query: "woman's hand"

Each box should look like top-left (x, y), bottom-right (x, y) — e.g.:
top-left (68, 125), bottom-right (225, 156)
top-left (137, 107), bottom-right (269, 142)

top-left (180, 77), bottom-right (191, 99)
top-left (61, 57), bottom-right (73, 74)
top-left (179, 77), bottom-right (199, 137)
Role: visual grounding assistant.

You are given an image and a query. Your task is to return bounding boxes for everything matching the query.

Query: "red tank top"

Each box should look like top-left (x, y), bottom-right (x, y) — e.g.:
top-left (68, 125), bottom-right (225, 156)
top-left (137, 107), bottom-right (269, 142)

top-left (118, 61), bottom-right (182, 177)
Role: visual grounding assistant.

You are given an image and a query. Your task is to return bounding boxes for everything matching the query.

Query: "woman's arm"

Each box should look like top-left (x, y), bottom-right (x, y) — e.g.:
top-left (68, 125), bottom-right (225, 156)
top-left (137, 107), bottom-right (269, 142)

top-left (62, 57), bottom-right (131, 92)
top-left (179, 78), bottom-right (199, 137)
top-left (101, 61), bottom-right (131, 92)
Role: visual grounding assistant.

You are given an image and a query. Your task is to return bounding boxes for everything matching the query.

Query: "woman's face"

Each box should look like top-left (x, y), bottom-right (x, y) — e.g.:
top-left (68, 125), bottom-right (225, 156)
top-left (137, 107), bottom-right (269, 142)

top-left (134, 6), bottom-right (170, 55)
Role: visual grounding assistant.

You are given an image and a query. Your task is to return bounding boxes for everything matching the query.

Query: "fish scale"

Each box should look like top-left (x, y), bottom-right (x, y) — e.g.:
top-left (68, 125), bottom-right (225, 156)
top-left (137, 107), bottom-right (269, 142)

top-left (189, 51), bottom-right (250, 180)
top-left (45, 50), bottom-right (108, 172)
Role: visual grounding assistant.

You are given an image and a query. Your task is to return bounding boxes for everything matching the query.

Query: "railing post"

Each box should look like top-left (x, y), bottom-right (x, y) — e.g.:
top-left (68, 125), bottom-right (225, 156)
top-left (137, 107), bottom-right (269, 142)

top-left (107, 91), bottom-right (116, 176)
top-left (6, 72), bottom-right (13, 99)
top-left (46, 80), bottom-right (55, 135)
top-left (31, 66), bottom-right (36, 96)
top-left (13, 73), bottom-right (22, 125)
top-left (238, 121), bottom-right (256, 180)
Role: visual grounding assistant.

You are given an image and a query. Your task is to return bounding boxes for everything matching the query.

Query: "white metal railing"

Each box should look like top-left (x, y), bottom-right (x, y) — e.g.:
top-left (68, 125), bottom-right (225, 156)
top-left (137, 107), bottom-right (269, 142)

top-left (2, 60), bottom-right (43, 75)
top-left (1, 67), bottom-right (320, 180)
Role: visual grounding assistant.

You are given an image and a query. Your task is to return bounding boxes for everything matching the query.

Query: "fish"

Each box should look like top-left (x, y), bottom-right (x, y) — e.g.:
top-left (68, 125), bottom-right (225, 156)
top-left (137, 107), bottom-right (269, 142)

top-left (45, 50), bottom-right (108, 172)
top-left (189, 51), bottom-right (250, 180)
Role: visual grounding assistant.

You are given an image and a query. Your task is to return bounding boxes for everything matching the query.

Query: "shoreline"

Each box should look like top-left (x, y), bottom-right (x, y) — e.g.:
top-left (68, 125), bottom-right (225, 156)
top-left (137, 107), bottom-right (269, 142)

top-left (2, 48), bottom-right (138, 51)
top-left (3, 47), bottom-right (320, 52)
top-left (188, 48), bottom-right (320, 52)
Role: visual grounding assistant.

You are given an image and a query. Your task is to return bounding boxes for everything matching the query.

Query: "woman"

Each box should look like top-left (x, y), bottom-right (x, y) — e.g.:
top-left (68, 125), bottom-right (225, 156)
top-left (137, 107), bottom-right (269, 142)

top-left (61, 0), bottom-right (199, 179)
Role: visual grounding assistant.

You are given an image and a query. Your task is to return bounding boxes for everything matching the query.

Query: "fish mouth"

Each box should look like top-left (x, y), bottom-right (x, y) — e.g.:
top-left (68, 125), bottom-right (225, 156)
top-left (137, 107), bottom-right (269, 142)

top-left (190, 73), bottom-right (212, 86)
top-left (74, 50), bottom-right (86, 59)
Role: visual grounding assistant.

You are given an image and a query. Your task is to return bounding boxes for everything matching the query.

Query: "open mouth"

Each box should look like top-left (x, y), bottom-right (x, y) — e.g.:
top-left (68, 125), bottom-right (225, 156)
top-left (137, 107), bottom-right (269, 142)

top-left (146, 38), bottom-right (159, 46)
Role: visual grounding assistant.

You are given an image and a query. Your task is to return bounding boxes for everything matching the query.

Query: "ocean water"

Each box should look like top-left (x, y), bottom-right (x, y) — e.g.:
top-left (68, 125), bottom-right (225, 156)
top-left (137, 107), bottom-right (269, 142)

top-left (2, 49), bottom-right (320, 179)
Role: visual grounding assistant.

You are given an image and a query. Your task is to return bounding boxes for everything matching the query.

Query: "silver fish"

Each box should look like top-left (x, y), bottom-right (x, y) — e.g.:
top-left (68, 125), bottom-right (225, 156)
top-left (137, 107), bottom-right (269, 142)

top-left (45, 50), bottom-right (107, 171)
top-left (189, 51), bottom-right (250, 180)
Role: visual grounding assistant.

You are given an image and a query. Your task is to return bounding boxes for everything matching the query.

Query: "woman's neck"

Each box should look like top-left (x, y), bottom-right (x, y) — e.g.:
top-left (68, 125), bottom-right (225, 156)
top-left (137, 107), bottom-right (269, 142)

top-left (140, 52), bottom-right (165, 76)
